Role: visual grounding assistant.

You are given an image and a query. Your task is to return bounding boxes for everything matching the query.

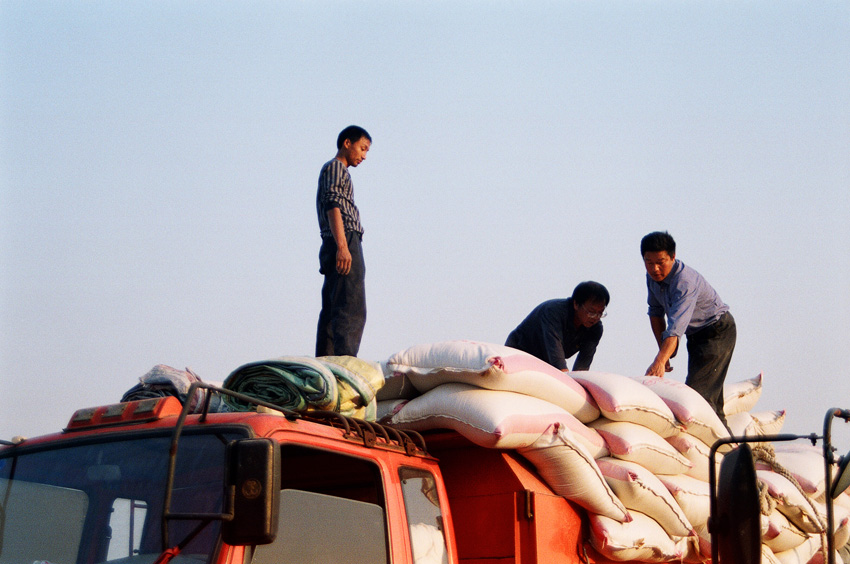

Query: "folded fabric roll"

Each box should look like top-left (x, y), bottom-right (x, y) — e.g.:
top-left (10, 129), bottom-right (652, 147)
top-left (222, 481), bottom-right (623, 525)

top-left (223, 356), bottom-right (340, 413)
top-left (122, 364), bottom-right (226, 413)
top-left (319, 356), bottom-right (383, 420)
top-left (222, 356), bottom-right (383, 420)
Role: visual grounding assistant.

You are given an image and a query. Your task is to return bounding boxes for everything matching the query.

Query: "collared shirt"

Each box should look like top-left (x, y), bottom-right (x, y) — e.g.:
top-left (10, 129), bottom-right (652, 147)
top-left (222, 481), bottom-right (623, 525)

top-left (505, 298), bottom-right (603, 371)
top-left (316, 158), bottom-right (363, 238)
top-left (647, 259), bottom-right (729, 340)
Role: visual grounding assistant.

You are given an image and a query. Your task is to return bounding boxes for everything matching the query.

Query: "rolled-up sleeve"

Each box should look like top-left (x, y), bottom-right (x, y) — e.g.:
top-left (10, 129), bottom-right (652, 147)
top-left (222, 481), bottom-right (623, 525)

top-left (647, 278), bottom-right (665, 318)
top-left (319, 160), bottom-right (347, 210)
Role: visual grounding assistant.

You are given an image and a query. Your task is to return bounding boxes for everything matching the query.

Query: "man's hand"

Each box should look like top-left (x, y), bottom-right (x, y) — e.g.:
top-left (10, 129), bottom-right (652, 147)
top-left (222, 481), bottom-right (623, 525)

top-left (326, 207), bottom-right (352, 275)
top-left (646, 334), bottom-right (678, 377)
top-left (645, 358), bottom-right (673, 377)
top-left (336, 245), bottom-right (352, 275)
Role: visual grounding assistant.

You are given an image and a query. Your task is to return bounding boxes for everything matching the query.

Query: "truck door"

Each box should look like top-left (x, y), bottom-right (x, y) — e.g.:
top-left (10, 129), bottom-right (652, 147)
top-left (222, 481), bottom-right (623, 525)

top-left (251, 444), bottom-right (390, 564)
top-left (399, 467), bottom-right (449, 564)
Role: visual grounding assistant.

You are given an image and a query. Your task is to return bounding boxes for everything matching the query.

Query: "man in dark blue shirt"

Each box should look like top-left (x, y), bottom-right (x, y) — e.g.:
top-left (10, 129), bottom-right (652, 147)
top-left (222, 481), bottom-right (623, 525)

top-left (505, 281), bottom-right (609, 371)
top-left (641, 231), bottom-right (736, 425)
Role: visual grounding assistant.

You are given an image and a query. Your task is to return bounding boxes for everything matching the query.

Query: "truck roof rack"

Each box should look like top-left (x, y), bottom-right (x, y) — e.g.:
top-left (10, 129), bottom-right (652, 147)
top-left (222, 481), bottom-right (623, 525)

top-left (188, 382), bottom-right (429, 457)
top-left (301, 410), bottom-right (428, 456)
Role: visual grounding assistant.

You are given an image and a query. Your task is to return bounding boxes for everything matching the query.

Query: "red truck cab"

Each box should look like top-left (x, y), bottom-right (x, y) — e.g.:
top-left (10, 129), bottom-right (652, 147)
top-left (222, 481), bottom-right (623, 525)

top-left (0, 389), bottom-right (665, 564)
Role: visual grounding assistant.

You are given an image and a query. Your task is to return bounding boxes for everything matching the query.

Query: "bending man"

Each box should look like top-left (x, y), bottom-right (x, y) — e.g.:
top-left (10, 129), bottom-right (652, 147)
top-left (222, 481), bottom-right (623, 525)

top-left (505, 281), bottom-right (609, 371)
top-left (641, 231), bottom-right (736, 426)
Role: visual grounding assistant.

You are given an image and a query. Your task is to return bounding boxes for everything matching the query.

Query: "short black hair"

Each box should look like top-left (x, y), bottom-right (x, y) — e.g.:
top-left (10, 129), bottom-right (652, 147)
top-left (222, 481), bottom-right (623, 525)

top-left (572, 281), bottom-right (610, 306)
top-left (337, 125), bottom-right (372, 149)
top-left (640, 231), bottom-right (676, 256)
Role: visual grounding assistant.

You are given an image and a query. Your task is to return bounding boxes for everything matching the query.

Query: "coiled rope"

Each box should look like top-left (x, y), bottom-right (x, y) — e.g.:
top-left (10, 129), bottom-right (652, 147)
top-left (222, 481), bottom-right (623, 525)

top-left (751, 443), bottom-right (828, 563)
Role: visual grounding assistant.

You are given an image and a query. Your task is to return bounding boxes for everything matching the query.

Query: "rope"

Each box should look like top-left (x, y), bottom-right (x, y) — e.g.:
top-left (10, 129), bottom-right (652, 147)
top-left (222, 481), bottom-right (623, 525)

top-left (751, 444), bottom-right (828, 563)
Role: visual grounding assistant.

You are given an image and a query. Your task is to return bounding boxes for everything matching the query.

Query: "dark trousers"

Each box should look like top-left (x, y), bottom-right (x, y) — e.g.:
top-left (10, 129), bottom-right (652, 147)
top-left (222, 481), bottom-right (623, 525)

top-left (315, 232), bottom-right (366, 357)
top-left (686, 311), bottom-right (736, 427)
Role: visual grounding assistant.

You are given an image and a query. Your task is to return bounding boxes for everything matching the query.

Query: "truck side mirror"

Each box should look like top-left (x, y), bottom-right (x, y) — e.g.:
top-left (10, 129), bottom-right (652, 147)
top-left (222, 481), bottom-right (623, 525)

top-left (833, 452), bottom-right (850, 499)
top-left (222, 438), bottom-right (280, 546)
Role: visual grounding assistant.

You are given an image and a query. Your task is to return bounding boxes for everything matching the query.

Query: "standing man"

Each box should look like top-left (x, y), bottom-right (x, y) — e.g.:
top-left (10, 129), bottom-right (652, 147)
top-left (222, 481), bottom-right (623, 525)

top-left (315, 125), bottom-right (371, 357)
top-left (505, 281), bottom-right (610, 371)
top-left (641, 231), bottom-right (736, 426)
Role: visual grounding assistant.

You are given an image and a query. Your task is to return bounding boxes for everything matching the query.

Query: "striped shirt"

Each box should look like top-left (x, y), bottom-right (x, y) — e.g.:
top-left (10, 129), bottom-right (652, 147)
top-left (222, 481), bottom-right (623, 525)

top-left (316, 158), bottom-right (363, 238)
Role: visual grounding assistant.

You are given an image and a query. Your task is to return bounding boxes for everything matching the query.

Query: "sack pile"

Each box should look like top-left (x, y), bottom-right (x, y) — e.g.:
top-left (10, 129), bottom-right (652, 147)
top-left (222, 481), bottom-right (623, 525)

top-left (378, 340), bottom-right (850, 564)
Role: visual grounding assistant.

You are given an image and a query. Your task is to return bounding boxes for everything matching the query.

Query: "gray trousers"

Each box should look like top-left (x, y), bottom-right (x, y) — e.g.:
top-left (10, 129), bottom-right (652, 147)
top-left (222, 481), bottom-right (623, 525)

top-left (315, 232), bottom-right (366, 357)
top-left (686, 311), bottom-right (736, 427)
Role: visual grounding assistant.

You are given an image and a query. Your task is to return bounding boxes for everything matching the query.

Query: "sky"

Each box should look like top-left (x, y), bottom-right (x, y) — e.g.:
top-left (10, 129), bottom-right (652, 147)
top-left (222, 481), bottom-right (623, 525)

top-left (2, 1), bottom-right (849, 451)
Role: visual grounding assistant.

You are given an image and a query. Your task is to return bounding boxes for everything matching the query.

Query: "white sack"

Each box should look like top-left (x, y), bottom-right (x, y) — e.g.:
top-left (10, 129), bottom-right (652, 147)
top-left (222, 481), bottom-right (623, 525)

top-left (756, 444), bottom-right (827, 499)
top-left (763, 544), bottom-right (784, 564)
top-left (723, 372), bottom-right (764, 416)
top-left (763, 509), bottom-right (810, 553)
top-left (386, 340), bottom-right (599, 422)
top-left (835, 513), bottom-right (850, 554)
top-left (588, 511), bottom-right (683, 563)
top-left (728, 410), bottom-right (786, 438)
top-left (376, 365), bottom-right (419, 401)
top-left (656, 474), bottom-right (711, 528)
top-left (758, 469), bottom-right (825, 535)
top-left (666, 433), bottom-right (721, 482)
top-left (596, 457), bottom-right (694, 537)
top-left (376, 399), bottom-right (408, 423)
top-left (637, 376), bottom-right (730, 447)
top-left (773, 535), bottom-right (824, 564)
top-left (675, 533), bottom-right (709, 564)
top-left (590, 419), bottom-right (692, 475)
top-left (518, 430), bottom-right (628, 522)
top-left (390, 383), bottom-right (607, 455)
top-left (571, 371), bottom-right (681, 438)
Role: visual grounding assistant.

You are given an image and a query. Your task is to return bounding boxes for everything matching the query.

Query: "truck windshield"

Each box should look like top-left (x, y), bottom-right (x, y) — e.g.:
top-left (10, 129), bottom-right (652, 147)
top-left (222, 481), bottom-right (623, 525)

top-left (0, 429), bottom-right (242, 564)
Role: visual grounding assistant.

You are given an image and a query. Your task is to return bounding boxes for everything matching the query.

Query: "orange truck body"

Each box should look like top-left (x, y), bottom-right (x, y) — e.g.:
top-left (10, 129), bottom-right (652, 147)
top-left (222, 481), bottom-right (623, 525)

top-left (0, 396), bottom-right (672, 564)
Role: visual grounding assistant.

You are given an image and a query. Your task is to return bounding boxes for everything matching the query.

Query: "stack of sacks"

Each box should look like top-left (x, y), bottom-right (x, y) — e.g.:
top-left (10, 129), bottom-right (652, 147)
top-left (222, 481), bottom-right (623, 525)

top-left (380, 340), bottom-right (850, 563)
top-left (756, 443), bottom-right (850, 564)
top-left (223, 356), bottom-right (384, 420)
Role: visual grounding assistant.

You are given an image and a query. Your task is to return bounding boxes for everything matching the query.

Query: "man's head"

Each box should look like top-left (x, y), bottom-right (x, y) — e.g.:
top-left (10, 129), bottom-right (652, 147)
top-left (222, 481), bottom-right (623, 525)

top-left (641, 231), bottom-right (677, 282)
top-left (336, 125), bottom-right (372, 168)
top-left (571, 281), bottom-right (609, 328)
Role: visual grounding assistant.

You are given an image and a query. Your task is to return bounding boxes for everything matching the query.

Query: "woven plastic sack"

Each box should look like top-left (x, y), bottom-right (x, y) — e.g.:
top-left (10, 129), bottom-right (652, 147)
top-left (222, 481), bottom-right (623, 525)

top-left (389, 382), bottom-right (606, 455)
top-left (590, 419), bottom-right (692, 475)
top-left (386, 340), bottom-right (599, 422)
top-left (376, 364), bottom-right (419, 401)
top-left (656, 474), bottom-right (711, 528)
top-left (756, 444), bottom-right (827, 498)
top-left (376, 399), bottom-right (408, 424)
top-left (666, 432), bottom-right (721, 482)
top-left (728, 410), bottom-right (786, 438)
top-left (637, 376), bottom-right (730, 447)
top-left (757, 470), bottom-right (824, 535)
top-left (763, 509), bottom-right (810, 553)
top-left (762, 544), bottom-right (783, 564)
top-left (571, 371), bottom-right (680, 438)
top-left (773, 535), bottom-right (824, 564)
top-left (588, 511), bottom-right (683, 562)
top-left (724, 372), bottom-right (764, 416)
top-left (596, 457), bottom-right (694, 537)
top-left (518, 429), bottom-right (628, 521)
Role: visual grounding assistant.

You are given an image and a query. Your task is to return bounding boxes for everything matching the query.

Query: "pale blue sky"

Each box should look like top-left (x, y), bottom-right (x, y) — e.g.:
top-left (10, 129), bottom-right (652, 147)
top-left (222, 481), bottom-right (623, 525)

top-left (2, 1), bottom-right (849, 448)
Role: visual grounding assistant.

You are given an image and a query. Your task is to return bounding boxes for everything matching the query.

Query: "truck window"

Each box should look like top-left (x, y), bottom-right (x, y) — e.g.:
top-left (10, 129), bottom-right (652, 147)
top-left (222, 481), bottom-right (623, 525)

top-left (399, 467), bottom-right (448, 564)
top-left (252, 445), bottom-right (389, 564)
top-left (0, 478), bottom-right (89, 564)
top-left (106, 498), bottom-right (148, 560)
top-left (0, 430), bottom-right (243, 564)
